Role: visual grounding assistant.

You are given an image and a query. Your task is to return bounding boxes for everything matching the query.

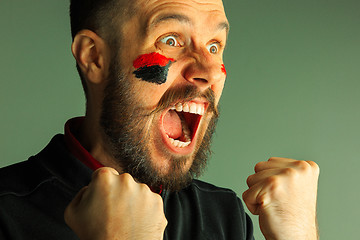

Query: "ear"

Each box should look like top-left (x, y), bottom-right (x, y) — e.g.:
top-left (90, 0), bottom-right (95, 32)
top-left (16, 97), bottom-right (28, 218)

top-left (71, 30), bottom-right (109, 84)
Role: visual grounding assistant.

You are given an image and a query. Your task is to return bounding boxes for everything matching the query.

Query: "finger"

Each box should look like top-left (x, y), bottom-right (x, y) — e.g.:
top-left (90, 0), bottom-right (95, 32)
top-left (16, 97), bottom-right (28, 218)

top-left (92, 167), bottom-right (119, 179)
top-left (268, 157), bottom-right (297, 163)
top-left (246, 168), bottom-right (285, 187)
top-left (255, 157), bottom-right (298, 173)
top-left (306, 160), bottom-right (320, 175)
top-left (89, 167), bottom-right (121, 191)
top-left (242, 181), bottom-right (270, 215)
top-left (71, 186), bottom-right (89, 208)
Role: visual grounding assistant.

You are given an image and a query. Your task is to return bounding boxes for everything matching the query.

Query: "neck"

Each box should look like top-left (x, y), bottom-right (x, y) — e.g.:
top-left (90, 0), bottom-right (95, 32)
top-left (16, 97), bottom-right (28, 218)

top-left (79, 114), bottom-right (123, 173)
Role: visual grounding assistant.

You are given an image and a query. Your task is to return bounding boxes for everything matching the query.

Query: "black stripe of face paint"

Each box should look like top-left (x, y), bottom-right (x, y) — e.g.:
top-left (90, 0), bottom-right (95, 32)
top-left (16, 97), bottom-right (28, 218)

top-left (133, 62), bottom-right (172, 85)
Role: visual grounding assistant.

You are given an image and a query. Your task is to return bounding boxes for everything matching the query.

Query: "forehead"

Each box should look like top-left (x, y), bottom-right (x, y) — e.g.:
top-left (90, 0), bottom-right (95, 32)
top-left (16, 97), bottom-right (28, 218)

top-left (133, 0), bottom-right (225, 12)
top-left (130, 0), bottom-right (228, 32)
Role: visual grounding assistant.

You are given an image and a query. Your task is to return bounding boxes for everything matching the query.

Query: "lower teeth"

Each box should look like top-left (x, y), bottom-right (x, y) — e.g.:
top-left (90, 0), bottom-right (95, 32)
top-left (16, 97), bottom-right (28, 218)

top-left (168, 137), bottom-right (191, 148)
top-left (166, 111), bottom-right (192, 148)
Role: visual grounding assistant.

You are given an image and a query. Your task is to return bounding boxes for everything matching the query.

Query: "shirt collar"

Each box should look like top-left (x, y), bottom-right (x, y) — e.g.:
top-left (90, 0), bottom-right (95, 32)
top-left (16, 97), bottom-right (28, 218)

top-left (64, 117), bottom-right (163, 194)
top-left (64, 117), bottom-right (104, 171)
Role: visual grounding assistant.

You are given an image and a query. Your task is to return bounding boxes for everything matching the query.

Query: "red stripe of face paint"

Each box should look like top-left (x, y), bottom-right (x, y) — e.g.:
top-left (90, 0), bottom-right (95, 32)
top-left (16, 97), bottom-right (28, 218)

top-left (133, 52), bottom-right (175, 68)
top-left (221, 64), bottom-right (227, 75)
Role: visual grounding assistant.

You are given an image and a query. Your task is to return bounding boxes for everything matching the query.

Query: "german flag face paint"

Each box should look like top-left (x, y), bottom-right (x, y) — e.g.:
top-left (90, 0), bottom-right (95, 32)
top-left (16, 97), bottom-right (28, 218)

top-left (133, 52), bottom-right (175, 85)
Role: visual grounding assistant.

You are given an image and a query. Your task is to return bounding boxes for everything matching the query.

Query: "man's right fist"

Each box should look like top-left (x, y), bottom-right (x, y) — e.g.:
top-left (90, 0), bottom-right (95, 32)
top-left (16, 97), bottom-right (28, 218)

top-left (64, 167), bottom-right (167, 240)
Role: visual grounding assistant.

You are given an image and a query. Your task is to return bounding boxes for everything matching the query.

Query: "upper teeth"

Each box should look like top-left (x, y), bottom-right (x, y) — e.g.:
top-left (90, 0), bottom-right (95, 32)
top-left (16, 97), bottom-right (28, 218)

top-left (170, 102), bottom-right (205, 115)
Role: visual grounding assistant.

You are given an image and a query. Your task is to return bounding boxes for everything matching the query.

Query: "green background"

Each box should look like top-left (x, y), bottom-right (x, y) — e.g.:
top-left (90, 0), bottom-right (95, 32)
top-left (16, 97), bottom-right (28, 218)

top-left (1, 0), bottom-right (359, 239)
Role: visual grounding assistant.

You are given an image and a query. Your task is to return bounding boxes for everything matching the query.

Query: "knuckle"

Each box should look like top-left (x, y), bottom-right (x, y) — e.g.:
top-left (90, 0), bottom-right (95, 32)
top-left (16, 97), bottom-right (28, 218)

top-left (242, 190), bottom-right (251, 204)
top-left (137, 182), bottom-right (153, 197)
top-left (119, 173), bottom-right (136, 190)
top-left (294, 160), bottom-right (310, 170)
top-left (120, 173), bottom-right (135, 184)
top-left (282, 167), bottom-right (297, 176)
top-left (154, 192), bottom-right (163, 201)
top-left (268, 157), bottom-right (278, 162)
top-left (266, 175), bottom-right (280, 188)
top-left (139, 182), bottom-right (151, 191)
top-left (246, 175), bottom-right (253, 186)
top-left (254, 161), bottom-right (265, 172)
top-left (307, 160), bottom-right (320, 174)
top-left (256, 192), bottom-right (267, 204)
top-left (154, 194), bottom-right (164, 208)
top-left (120, 172), bottom-right (133, 181)
top-left (94, 168), bottom-right (113, 178)
top-left (162, 215), bottom-right (168, 226)
top-left (93, 168), bottom-right (115, 185)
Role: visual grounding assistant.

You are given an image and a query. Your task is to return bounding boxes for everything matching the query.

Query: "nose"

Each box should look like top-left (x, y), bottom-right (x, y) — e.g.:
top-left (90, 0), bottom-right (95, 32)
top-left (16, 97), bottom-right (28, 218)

top-left (182, 50), bottom-right (226, 92)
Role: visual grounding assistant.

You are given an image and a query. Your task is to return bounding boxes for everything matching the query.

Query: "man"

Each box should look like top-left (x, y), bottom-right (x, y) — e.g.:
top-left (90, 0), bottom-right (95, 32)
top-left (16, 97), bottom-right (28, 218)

top-left (0, 0), bottom-right (320, 239)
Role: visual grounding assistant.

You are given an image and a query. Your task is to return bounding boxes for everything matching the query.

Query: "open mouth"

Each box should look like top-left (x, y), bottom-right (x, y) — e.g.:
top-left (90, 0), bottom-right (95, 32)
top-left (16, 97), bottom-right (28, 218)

top-left (160, 101), bottom-right (207, 150)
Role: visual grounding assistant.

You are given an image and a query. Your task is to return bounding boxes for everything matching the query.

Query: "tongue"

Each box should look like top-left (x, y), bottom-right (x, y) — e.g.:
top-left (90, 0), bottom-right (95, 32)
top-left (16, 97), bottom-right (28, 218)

top-left (163, 110), bottom-right (182, 139)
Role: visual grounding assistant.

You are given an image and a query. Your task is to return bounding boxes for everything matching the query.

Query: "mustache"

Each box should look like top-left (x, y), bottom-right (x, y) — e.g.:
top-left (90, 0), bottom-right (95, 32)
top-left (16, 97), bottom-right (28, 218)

top-left (151, 85), bottom-right (219, 117)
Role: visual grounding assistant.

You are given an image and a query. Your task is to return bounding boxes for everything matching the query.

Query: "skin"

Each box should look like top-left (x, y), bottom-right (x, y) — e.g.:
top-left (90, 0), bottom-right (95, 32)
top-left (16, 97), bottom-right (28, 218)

top-left (65, 0), bottom-right (320, 239)
top-left (65, 168), bottom-right (167, 240)
top-left (72, 0), bottom-right (228, 175)
top-left (243, 157), bottom-right (319, 240)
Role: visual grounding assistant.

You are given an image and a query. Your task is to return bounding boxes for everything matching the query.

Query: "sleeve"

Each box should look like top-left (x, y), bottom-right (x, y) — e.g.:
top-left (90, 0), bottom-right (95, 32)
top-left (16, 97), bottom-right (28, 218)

top-left (238, 197), bottom-right (255, 240)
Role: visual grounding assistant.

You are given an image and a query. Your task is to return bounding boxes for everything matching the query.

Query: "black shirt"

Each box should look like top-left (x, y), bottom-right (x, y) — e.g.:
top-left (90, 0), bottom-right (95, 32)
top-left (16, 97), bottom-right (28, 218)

top-left (0, 135), bottom-right (254, 240)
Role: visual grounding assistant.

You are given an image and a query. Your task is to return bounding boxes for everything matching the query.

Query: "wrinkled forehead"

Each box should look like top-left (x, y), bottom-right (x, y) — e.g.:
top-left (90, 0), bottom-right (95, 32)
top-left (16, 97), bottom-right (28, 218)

top-left (129, 0), bottom-right (226, 19)
top-left (123, 0), bottom-right (228, 34)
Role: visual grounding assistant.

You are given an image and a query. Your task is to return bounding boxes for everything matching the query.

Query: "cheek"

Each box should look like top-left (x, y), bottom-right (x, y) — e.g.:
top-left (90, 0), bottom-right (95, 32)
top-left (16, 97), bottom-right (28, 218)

top-left (132, 81), bottom-right (169, 108)
top-left (133, 52), bottom-right (175, 85)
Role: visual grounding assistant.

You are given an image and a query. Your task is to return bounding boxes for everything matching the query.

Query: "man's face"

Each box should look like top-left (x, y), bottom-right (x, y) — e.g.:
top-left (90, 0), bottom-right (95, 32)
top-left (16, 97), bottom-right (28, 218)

top-left (100, 0), bottom-right (228, 191)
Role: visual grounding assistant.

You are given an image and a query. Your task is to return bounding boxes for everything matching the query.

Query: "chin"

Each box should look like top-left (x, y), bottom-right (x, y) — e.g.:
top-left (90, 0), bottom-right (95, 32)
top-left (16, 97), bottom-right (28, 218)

top-left (149, 138), bottom-right (195, 176)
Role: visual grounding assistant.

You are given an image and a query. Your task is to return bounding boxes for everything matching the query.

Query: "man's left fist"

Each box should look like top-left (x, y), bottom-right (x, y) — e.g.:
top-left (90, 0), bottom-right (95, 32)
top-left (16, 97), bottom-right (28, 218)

top-left (242, 157), bottom-right (320, 240)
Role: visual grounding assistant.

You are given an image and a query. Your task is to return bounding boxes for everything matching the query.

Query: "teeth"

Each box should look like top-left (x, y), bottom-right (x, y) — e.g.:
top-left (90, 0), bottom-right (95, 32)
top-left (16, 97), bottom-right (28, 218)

top-left (183, 103), bottom-right (190, 112)
top-left (171, 102), bottom-right (205, 116)
top-left (167, 136), bottom-right (191, 148)
top-left (175, 103), bottom-right (183, 112)
top-left (165, 101), bottom-right (205, 148)
top-left (189, 104), bottom-right (197, 114)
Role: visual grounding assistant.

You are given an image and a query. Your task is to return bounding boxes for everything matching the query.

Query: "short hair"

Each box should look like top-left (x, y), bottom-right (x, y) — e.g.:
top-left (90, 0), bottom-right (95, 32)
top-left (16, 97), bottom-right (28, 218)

top-left (69, 0), bottom-right (124, 97)
top-left (70, 0), bottom-right (123, 41)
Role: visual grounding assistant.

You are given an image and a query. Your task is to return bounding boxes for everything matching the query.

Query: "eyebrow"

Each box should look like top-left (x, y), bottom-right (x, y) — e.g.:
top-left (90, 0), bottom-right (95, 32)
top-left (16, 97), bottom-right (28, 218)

top-left (218, 21), bottom-right (230, 34)
top-left (148, 14), bottom-right (191, 31)
top-left (148, 13), bottom-right (229, 34)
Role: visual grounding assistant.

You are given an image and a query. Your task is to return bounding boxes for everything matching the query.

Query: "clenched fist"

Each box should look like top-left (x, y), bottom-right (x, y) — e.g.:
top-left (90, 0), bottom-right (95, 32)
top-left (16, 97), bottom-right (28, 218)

top-left (64, 167), bottom-right (167, 240)
top-left (242, 157), bottom-right (320, 240)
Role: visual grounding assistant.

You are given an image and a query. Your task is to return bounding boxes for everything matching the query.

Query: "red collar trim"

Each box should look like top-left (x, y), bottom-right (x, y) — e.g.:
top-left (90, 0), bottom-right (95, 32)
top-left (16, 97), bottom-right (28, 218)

top-left (64, 117), bottom-right (162, 194)
top-left (64, 117), bottom-right (104, 171)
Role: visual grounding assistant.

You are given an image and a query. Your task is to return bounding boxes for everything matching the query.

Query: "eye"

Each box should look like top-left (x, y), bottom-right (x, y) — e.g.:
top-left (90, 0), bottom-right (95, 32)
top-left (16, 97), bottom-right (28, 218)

top-left (160, 35), bottom-right (180, 47)
top-left (207, 42), bottom-right (220, 54)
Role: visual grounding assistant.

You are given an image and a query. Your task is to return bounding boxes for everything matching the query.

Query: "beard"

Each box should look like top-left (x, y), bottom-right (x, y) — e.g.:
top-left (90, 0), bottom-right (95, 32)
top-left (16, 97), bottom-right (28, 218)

top-left (99, 55), bottom-right (219, 192)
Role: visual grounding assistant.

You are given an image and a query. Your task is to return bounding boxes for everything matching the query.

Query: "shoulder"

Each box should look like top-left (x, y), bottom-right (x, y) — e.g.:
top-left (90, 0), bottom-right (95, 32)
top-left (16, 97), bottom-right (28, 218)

top-left (191, 179), bottom-right (238, 195)
top-left (0, 155), bottom-right (53, 197)
top-left (179, 179), bottom-right (241, 203)
top-left (0, 134), bottom-right (87, 198)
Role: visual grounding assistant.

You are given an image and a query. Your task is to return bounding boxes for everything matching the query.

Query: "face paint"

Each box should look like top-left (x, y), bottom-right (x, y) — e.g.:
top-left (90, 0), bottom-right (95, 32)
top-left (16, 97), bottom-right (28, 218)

top-left (133, 52), bottom-right (175, 85)
top-left (221, 64), bottom-right (227, 75)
